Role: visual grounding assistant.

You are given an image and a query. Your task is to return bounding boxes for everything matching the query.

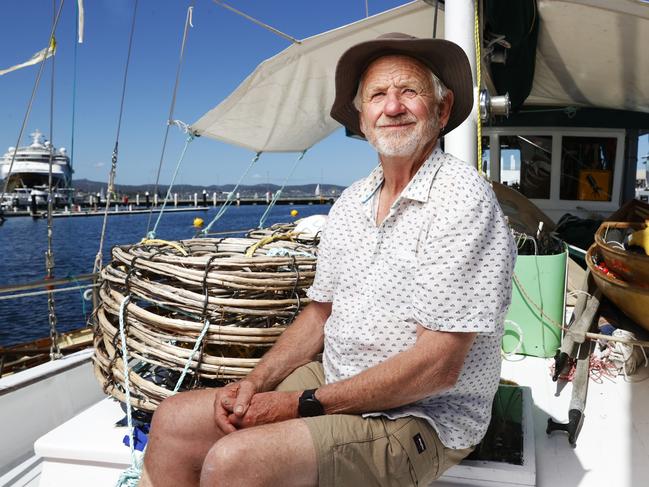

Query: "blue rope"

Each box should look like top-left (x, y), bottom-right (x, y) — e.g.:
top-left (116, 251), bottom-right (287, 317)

top-left (200, 152), bottom-right (262, 236)
top-left (173, 319), bottom-right (212, 392)
top-left (66, 272), bottom-right (88, 320)
top-left (258, 150), bottom-right (307, 229)
top-left (114, 307), bottom-right (214, 485)
top-left (115, 296), bottom-right (144, 487)
top-left (146, 133), bottom-right (195, 239)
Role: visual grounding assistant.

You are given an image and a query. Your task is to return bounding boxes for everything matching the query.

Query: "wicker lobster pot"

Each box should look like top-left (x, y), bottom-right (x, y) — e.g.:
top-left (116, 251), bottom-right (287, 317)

top-left (93, 232), bottom-right (318, 412)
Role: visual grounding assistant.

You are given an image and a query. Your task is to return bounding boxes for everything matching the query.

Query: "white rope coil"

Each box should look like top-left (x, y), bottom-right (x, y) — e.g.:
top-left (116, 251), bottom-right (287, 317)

top-left (607, 329), bottom-right (649, 378)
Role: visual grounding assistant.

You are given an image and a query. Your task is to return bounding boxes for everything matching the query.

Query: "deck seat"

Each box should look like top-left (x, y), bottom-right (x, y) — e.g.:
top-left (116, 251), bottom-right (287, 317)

top-left (34, 386), bottom-right (535, 487)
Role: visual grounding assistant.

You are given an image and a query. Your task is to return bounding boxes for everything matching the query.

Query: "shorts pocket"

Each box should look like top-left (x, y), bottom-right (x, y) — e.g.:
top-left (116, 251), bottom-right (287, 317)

top-left (389, 419), bottom-right (442, 486)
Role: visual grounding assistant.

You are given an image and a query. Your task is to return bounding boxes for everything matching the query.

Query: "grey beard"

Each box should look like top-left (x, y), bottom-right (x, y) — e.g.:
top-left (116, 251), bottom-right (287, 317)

top-left (367, 115), bottom-right (440, 157)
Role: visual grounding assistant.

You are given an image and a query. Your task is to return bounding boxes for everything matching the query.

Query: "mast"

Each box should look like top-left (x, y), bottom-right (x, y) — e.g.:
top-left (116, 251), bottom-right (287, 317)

top-left (444, 0), bottom-right (478, 168)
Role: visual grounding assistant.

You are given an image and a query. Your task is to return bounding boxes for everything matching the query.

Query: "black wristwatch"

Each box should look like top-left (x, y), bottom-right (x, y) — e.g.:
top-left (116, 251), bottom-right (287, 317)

top-left (298, 389), bottom-right (325, 417)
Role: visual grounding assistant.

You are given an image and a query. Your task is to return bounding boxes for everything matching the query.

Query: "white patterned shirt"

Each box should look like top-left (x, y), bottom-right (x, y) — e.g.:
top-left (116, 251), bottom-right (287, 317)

top-left (307, 146), bottom-right (517, 449)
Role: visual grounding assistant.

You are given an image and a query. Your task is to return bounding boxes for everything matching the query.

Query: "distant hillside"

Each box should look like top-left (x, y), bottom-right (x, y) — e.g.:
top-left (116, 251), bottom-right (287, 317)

top-left (72, 179), bottom-right (347, 198)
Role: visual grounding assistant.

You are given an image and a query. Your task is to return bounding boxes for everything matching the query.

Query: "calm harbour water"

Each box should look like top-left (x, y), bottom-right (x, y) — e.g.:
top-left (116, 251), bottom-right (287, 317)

top-left (0, 204), bottom-right (331, 347)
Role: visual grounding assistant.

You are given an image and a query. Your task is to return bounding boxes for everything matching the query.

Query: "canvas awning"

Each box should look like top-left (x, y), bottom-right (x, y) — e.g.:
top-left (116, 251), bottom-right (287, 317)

top-left (191, 0), bottom-right (649, 154)
top-left (527, 0), bottom-right (649, 112)
top-left (190, 1), bottom-right (441, 152)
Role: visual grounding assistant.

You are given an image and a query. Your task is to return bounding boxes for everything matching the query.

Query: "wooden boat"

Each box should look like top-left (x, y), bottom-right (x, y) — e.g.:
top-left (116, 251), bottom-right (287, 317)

top-left (594, 221), bottom-right (649, 285)
top-left (0, 326), bottom-right (94, 377)
top-left (5, 2), bottom-right (649, 486)
top-left (586, 244), bottom-right (649, 332)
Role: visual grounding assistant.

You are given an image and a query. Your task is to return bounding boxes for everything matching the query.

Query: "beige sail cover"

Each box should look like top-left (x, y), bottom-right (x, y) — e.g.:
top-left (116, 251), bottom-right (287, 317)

top-left (191, 0), bottom-right (649, 153)
top-left (527, 0), bottom-right (649, 111)
top-left (191, 1), bottom-right (439, 152)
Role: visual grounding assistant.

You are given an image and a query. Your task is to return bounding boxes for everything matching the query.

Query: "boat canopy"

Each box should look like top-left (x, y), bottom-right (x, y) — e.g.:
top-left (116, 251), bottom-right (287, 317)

top-left (191, 0), bottom-right (649, 154)
top-left (191, 1), bottom-right (437, 153)
top-left (526, 0), bottom-right (649, 112)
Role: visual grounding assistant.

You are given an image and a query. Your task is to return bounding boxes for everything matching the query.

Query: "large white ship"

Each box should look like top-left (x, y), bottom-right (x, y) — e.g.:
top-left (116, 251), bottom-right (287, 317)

top-left (0, 130), bottom-right (73, 207)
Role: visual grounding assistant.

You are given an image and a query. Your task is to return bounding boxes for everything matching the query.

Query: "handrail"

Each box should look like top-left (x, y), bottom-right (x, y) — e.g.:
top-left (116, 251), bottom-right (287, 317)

top-left (0, 273), bottom-right (97, 294)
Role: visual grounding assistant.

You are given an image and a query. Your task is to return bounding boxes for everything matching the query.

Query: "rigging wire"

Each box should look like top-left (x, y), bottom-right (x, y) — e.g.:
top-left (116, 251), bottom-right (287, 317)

top-left (258, 150), bottom-right (307, 229)
top-left (199, 152), bottom-right (262, 236)
top-left (0, 4), bottom-right (64, 208)
top-left (145, 4), bottom-right (196, 236)
top-left (93, 0), bottom-right (140, 274)
top-left (46, 0), bottom-right (65, 360)
top-left (211, 0), bottom-right (301, 44)
top-left (147, 131), bottom-right (195, 239)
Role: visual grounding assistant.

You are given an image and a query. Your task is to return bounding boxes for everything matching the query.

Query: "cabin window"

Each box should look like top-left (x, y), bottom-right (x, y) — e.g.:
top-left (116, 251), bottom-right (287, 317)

top-left (560, 136), bottom-right (617, 201)
top-left (499, 135), bottom-right (552, 199)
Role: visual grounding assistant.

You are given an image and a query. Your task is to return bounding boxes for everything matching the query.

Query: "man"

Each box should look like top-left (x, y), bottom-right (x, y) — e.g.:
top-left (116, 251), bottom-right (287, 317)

top-left (140, 33), bottom-right (516, 487)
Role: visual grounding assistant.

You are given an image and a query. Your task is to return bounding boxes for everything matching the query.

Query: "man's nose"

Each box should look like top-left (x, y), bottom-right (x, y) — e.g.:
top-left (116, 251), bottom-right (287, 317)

top-left (383, 91), bottom-right (406, 117)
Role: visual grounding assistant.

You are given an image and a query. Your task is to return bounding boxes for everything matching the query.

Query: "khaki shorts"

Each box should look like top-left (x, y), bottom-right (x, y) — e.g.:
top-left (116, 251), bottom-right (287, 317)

top-left (275, 362), bottom-right (473, 487)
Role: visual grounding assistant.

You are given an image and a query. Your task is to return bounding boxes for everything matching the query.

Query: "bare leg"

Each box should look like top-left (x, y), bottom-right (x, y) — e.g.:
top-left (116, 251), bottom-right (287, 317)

top-left (139, 389), bottom-right (223, 487)
top-left (200, 418), bottom-right (318, 487)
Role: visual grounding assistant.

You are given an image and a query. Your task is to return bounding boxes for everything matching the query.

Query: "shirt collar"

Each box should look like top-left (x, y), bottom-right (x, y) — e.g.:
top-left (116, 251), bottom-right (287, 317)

top-left (358, 143), bottom-right (445, 204)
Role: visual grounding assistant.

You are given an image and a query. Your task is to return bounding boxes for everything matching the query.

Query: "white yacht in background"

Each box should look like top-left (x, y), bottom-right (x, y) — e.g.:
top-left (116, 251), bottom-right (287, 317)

top-left (0, 130), bottom-right (74, 208)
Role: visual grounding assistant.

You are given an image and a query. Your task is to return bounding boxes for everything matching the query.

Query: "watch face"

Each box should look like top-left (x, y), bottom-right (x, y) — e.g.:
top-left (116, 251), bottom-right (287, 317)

top-left (299, 390), bottom-right (324, 417)
top-left (301, 398), bottom-right (323, 417)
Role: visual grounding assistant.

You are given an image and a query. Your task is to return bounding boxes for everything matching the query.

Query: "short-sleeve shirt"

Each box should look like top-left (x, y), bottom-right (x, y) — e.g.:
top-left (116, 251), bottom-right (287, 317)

top-left (307, 146), bottom-right (517, 449)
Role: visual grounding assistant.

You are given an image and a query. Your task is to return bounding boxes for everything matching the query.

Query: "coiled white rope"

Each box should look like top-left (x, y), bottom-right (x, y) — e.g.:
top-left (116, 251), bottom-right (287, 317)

top-left (502, 319), bottom-right (524, 359)
top-left (608, 329), bottom-right (649, 379)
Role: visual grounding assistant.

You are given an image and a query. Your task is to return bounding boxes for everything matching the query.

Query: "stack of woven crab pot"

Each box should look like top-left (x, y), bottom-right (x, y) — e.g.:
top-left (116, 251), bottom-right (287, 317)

top-left (586, 219), bottom-right (649, 332)
top-left (92, 225), bottom-right (319, 412)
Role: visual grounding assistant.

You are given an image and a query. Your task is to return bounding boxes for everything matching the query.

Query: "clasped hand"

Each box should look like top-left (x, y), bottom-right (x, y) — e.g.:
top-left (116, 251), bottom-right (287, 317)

top-left (213, 380), bottom-right (299, 434)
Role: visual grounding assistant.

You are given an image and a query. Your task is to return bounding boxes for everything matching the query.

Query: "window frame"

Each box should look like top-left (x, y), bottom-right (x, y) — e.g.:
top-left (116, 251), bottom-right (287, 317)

top-left (483, 127), bottom-right (625, 217)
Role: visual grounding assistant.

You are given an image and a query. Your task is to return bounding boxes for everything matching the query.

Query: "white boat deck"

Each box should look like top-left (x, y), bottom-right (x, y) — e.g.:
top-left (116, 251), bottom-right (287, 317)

top-left (25, 354), bottom-right (649, 486)
top-left (496, 355), bottom-right (649, 487)
top-left (0, 349), bottom-right (104, 487)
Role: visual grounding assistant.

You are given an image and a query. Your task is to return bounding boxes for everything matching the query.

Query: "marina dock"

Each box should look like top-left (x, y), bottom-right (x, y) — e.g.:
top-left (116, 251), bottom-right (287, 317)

top-left (0, 196), bottom-right (335, 219)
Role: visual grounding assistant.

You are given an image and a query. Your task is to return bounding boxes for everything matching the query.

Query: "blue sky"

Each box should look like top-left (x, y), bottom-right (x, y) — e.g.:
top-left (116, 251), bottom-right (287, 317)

top-left (1, 0), bottom-right (647, 187)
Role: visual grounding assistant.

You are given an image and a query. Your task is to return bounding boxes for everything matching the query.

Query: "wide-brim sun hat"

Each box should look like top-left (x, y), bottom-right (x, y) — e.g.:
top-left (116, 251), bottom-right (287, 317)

top-left (330, 32), bottom-right (474, 138)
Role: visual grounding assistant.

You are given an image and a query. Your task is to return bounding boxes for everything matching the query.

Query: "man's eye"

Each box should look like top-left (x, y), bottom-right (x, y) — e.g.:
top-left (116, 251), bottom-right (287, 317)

top-left (403, 88), bottom-right (417, 96)
top-left (369, 92), bottom-right (385, 101)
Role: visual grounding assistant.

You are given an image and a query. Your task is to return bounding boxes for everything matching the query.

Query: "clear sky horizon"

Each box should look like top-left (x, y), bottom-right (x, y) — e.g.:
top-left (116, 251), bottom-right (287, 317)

top-left (1, 0), bottom-right (647, 188)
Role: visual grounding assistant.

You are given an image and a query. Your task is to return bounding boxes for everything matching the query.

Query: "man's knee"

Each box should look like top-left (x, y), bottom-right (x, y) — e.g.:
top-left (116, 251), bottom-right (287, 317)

top-left (200, 433), bottom-right (248, 483)
top-left (151, 393), bottom-right (180, 432)
top-left (150, 390), bottom-right (202, 437)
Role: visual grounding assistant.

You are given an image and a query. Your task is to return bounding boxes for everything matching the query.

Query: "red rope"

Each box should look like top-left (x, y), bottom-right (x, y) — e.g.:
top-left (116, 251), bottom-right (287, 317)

top-left (549, 355), bottom-right (618, 384)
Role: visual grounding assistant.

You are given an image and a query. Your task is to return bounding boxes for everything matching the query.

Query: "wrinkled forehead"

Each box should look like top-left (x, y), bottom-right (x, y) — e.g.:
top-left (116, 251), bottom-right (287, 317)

top-left (359, 54), bottom-right (434, 91)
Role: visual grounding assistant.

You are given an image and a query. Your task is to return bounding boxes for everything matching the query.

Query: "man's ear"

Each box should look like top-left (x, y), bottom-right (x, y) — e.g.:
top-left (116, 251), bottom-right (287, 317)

top-left (438, 90), bottom-right (454, 128)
